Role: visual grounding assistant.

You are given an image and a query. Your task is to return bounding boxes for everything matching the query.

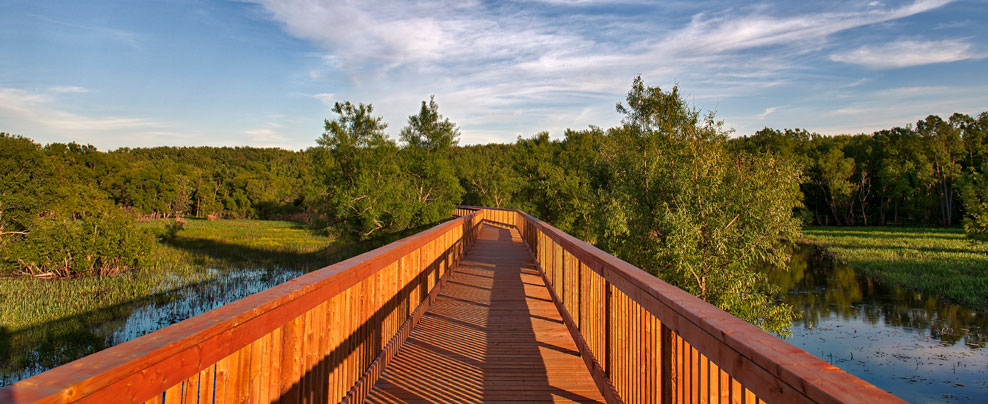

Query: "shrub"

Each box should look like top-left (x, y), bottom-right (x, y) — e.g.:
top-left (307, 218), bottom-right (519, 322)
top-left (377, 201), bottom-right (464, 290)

top-left (1, 210), bottom-right (155, 277)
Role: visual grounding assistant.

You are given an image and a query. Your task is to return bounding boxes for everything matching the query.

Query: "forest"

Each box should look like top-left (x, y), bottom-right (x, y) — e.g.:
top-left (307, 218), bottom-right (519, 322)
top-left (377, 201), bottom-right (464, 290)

top-left (2, 77), bottom-right (987, 333)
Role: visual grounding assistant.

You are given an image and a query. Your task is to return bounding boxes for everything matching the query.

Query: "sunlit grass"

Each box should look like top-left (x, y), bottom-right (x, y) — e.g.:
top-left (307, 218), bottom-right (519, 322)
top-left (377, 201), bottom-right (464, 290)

top-left (801, 227), bottom-right (988, 309)
top-left (1, 219), bottom-right (337, 332)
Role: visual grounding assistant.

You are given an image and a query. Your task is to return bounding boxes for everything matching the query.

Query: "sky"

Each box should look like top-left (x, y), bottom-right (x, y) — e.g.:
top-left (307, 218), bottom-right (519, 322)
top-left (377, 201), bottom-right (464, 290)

top-left (1, 0), bottom-right (987, 150)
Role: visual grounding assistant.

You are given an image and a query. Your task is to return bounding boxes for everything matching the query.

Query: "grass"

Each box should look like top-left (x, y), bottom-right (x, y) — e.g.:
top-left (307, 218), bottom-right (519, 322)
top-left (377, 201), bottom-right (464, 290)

top-left (1, 219), bottom-right (340, 331)
top-left (0, 218), bottom-right (347, 382)
top-left (801, 226), bottom-right (988, 310)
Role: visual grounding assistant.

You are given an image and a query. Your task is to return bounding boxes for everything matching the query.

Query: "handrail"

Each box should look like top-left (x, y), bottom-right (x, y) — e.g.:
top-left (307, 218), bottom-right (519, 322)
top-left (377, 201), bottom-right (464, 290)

top-left (473, 207), bottom-right (905, 404)
top-left (0, 212), bottom-right (485, 404)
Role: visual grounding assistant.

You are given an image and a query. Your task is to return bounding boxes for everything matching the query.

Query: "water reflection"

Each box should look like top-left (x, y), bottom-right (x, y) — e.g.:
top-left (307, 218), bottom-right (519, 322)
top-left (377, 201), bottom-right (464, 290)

top-left (0, 267), bottom-right (302, 386)
top-left (769, 245), bottom-right (987, 403)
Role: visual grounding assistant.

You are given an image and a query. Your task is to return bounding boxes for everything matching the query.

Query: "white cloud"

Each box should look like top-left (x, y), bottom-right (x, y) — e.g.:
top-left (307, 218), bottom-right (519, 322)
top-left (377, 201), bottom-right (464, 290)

top-left (830, 39), bottom-right (982, 68)
top-left (313, 93), bottom-right (335, 105)
top-left (654, 0), bottom-right (952, 55)
top-left (757, 107), bottom-right (778, 119)
top-left (49, 86), bottom-right (91, 94)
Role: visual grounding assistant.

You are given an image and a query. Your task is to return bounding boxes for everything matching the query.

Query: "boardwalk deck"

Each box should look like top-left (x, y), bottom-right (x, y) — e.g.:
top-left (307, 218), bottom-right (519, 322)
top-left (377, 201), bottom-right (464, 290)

top-left (365, 224), bottom-right (605, 404)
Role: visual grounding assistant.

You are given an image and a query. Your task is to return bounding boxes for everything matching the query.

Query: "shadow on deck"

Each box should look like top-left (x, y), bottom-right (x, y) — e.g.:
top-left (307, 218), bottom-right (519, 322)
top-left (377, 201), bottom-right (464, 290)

top-left (365, 225), bottom-right (604, 403)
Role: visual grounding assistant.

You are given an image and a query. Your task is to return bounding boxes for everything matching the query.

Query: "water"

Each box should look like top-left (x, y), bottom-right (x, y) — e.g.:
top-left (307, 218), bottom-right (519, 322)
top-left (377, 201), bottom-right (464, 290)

top-left (0, 267), bottom-right (303, 386)
top-left (770, 245), bottom-right (988, 403)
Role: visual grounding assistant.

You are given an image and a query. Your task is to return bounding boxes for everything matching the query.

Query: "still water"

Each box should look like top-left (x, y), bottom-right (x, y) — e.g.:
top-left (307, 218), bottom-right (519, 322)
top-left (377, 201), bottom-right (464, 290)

top-left (771, 245), bottom-right (987, 403)
top-left (0, 268), bottom-right (303, 386)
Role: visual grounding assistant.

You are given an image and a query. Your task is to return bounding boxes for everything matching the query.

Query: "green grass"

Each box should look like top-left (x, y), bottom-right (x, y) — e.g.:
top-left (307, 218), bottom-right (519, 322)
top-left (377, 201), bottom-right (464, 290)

top-left (801, 226), bottom-right (988, 310)
top-left (1, 219), bottom-right (345, 381)
top-left (1, 219), bottom-right (340, 333)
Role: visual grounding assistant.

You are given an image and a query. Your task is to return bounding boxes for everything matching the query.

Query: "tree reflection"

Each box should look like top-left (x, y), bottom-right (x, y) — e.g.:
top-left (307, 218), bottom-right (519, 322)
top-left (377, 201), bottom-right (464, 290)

top-left (766, 245), bottom-right (986, 349)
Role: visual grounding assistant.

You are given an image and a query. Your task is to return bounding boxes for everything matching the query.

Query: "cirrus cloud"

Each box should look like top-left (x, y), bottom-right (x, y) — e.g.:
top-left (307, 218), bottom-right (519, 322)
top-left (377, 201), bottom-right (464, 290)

top-left (830, 39), bottom-right (983, 68)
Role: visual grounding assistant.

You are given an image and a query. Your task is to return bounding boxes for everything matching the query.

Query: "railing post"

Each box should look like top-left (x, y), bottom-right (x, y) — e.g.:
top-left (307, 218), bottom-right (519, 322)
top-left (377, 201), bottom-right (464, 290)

top-left (577, 262), bottom-right (582, 331)
top-left (604, 279), bottom-right (612, 378)
top-left (661, 323), bottom-right (673, 404)
top-left (561, 249), bottom-right (566, 308)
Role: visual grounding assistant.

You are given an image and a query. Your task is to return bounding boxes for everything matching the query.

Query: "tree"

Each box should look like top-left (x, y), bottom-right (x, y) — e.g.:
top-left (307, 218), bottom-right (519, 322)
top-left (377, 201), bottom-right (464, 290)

top-left (453, 144), bottom-right (521, 209)
top-left (316, 101), bottom-right (413, 239)
top-left (918, 115), bottom-right (964, 226)
top-left (399, 96), bottom-right (464, 226)
top-left (811, 144), bottom-right (857, 226)
top-left (400, 96), bottom-right (460, 151)
top-left (594, 77), bottom-right (802, 334)
top-left (959, 164), bottom-right (988, 242)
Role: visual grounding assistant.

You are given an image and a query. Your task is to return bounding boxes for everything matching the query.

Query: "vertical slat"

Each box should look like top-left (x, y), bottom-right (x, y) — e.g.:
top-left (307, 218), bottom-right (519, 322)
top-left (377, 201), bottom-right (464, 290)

top-left (268, 327), bottom-right (283, 403)
top-left (214, 351), bottom-right (228, 404)
top-left (162, 382), bottom-right (181, 404)
top-left (200, 363), bottom-right (215, 404)
top-left (223, 346), bottom-right (239, 403)
top-left (700, 353), bottom-right (708, 404)
top-left (181, 372), bottom-right (198, 404)
top-left (744, 388), bottom-right (756, 404)
top-left (257, 332), bottom-right (271, 403)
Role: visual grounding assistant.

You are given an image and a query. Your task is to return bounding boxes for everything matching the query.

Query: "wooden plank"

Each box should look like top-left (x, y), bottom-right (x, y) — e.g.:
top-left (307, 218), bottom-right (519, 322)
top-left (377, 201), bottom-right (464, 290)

top-left (365, 224), bottom-right (606, 404)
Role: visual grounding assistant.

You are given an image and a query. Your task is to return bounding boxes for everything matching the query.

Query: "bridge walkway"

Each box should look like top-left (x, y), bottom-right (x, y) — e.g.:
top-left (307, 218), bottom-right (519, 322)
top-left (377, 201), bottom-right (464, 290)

top-left (365, 224), bottom-right (604, 403)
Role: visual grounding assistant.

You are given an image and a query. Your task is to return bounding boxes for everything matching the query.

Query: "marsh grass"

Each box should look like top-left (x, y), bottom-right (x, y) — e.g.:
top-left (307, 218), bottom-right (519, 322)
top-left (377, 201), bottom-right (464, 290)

top-left (0, 218), bottom-right (440, 384)
top-left (0, 219), bottom-right (344, 383)
top-left (801, 227), bottom-right (988, 310)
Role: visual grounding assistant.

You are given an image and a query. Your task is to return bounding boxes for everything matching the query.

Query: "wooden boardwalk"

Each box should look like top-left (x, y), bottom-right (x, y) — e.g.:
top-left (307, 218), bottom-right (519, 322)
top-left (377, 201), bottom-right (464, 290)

top-left (365, 224), bottom-right (605, 403)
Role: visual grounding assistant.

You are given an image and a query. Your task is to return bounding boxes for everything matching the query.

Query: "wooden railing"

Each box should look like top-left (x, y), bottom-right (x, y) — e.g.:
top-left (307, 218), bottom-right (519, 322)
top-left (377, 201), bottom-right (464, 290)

top-left (2, 206), bottom-right (906, 404)
top-left (0, 211), bottom-right (485, 404)
top-left (474, 207), bottom-right (905, 404)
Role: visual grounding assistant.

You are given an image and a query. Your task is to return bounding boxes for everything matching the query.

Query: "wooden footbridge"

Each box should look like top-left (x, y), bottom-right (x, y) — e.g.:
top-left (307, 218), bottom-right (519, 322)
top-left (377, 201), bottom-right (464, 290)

top-left (1, 207), bottom-right (904, 403)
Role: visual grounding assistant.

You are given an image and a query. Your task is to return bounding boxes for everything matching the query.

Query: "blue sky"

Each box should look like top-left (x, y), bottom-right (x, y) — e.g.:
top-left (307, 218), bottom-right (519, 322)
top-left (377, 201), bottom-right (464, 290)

top-left (2, 0), bottom-right (986, 150)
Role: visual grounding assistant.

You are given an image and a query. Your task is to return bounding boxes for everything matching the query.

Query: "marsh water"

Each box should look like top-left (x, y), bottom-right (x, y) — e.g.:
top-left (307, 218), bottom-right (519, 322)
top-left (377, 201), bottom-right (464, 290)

top-left (771, 245), bottom-right (987, 403)
top-left (0, 267), bottom-right (304, 386)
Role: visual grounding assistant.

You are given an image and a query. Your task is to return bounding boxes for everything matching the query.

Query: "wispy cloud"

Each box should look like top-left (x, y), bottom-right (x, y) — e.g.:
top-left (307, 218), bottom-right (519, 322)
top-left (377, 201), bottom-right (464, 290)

top-left (49, 85), bottom-right (91, 94)
top-left (0, 88), bottom-right (159, 132)
top-left (757, 107), bottom-right (778, 119)
top-left (0, 88), bottom-right (192, 148)
top-left (312, 93), bottom-right (335, 105)
top-left (30, 14), bottom-right (142, 50)
top-left (830, 38), bottom-right (982, 68)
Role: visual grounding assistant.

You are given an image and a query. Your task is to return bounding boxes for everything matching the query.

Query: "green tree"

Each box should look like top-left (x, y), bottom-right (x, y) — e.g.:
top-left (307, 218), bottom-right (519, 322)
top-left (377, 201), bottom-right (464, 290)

top-left (453, 144), bottom-right (521, 208)
top-left (959, 164), bottom-right (988, 242)
top-left (595, 77), bottom-right (803, 334)
top-left (316, 101), bottom-right (413, 239)
top-left (399, 96), bottom-right (464, 225)
top-left (918, 115), bottom-right (964, 226)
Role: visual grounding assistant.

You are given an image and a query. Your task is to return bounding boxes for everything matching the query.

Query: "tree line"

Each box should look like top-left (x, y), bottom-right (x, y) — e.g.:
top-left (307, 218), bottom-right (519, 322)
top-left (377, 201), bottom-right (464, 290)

top-left (731, 115), bottom-right (988, 229)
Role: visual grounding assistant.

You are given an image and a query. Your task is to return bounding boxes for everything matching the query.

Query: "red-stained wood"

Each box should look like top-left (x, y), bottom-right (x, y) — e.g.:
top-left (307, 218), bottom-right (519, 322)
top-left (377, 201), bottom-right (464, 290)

top-left (1, 207), bottom-right (907, 404)
top-left (505, 209), bottom-right (906, 404)
top-left (365, 225), bottom-right (606, 404)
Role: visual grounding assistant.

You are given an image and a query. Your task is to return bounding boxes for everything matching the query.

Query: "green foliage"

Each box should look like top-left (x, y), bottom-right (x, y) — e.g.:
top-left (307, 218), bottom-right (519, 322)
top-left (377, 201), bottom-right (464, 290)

top-left (315, 99), bottom-right (462, 239)
top-left (400, 95), bottom-right (460, 151)
top-left (733, 110), bottom-right (988, 227)
top-left (588, 77), bottom-right (803, 334)
top-left (959, 164), bottom-right (988, 242)
top-left (0, 133), bottom-right (54, 238)
top-left (453, 144), bottom-right (521, 208)
top-left (0, 134), bottom-right (156, 277)
top-left (2, 202), bottom-right (155, 277)
top-left (400, 96), bottom-right (464, 226)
